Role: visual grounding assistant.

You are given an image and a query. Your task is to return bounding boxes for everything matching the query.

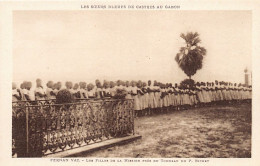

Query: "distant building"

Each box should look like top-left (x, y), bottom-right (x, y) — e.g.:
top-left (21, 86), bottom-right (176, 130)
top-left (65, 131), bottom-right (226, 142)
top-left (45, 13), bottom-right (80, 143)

top-left (244, 68), bottom-right (252, 86)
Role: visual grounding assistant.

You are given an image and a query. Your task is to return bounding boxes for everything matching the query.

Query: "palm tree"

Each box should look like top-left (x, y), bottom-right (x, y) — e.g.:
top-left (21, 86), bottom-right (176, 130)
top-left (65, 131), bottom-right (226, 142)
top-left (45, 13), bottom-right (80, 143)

top-left (175, 32), bottom-right (207, 80)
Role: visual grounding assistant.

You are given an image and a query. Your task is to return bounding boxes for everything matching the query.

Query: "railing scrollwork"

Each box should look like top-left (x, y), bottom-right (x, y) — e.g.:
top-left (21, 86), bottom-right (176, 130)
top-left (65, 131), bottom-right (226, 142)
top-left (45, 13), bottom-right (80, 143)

top-left (12, 99), bottom-right (134, 157)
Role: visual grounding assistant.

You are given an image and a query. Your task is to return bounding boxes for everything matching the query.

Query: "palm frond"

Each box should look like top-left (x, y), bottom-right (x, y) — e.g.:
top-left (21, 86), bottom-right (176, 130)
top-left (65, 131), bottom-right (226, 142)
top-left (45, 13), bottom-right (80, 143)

top-left (180, 33), bottom-right (187, 42)
top-left (192, 38), bottom-right (201, 46)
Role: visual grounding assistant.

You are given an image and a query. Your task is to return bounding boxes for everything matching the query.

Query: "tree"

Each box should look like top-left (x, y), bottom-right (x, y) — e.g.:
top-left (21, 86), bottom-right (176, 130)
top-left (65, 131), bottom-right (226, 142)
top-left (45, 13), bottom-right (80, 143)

top-left (175, 32), bottom-right (207, 80)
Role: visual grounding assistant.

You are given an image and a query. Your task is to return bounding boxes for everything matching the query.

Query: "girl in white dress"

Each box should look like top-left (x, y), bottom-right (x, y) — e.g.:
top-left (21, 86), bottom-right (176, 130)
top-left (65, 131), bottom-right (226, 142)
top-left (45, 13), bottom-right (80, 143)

top-left (109, 81), bottom-right (116, 98)
top-left (103, 81), bottom-right (112, 98)
top-left (131, 81), bottom-right (141, 117)
top-left (169, 83), bottom-right (175, 110)
top-left (249, 86), bottom-right (252, 100)
top-left (226, 83), bottom-right (232, 102)
top-left (159, 83), bottom-right (166, 113)
top-left (53, 82), bottom-right (62, 97)
top-left (79, 82), bottom-right (88, 100)
top-left (173, 85), bottom-right (178, 109)
top-left (175, 84), bottom-right (181, 110)
top-left (22, 82), bottom-right (29, 101)
top-left (20, 82), bottom-right (27, 101)
top-left (167, 84), bottom-right (172, 109)
top-left (189, 88), bottom-right (194, 107)
top-left (221, 82), bottom-right (227, 103)
top-left (179, 88), bottom-right (184, 109)
top-left (183, 88), bottom-right (190, 109)
top-left (207, 83), bottom-right (213, 104)
top-left (233, 83), bottom-right (238, 101)
top-left (231, 83), bottom-right (236, 101)
top-left (136, 81), bottom-right (144, 116)
top-left (196, 82), bottom-right (204, 105)
top-left (211, 82), bottom-right (217, 105)
top-left (147, 80), bottom-right (156, 114)
top-left (87, 83), bottom-right (95, 99)
top-left (216, 81), bottom-right (223, 104)
top-left (24, 81), bottom-right (35, 102)
top-left (95, 80), bottom-right (104, 99)
top-left (46, 81), bottom-right (56, 100)
top-left (125, 81), bottom-right (132, 100)
top-left (17, 83), bottom-right (23, 101)
top-left (235, 84), bottom-right (240, 101)
top-left (71, 83), bottom-right (80, 100)
top-left (166, 83), bottom-right (171, 110)
top-left (12, 82), bottom-right (22, 102)
top-left (164, 84), bottom-right (169, 110)
top-left (201, 82), bottom-right (210, 105)
top-left (192, 88), bottom-right (198, 107)
top-left (182, 88), bottom-right (187, 108)
top-left (234, 84), bottom-right (239, 101)
top-left (205, 82), bottom-right (211, 104)
top-left (35, 79), bottom-right (46, 101)
top-left (159, 83), bottom-right (165, 111)
top-left (153, 81), bottom-right (161, 114)
top-left (142, 82), bottom-right (149, 115)
top-left (65, 81), bottom-right (73, 95)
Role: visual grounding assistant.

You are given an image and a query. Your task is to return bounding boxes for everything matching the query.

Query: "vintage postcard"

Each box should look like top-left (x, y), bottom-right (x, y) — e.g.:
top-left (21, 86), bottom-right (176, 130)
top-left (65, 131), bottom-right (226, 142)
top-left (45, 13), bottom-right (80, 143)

top-left (0, 0), bottom-right (260, 166)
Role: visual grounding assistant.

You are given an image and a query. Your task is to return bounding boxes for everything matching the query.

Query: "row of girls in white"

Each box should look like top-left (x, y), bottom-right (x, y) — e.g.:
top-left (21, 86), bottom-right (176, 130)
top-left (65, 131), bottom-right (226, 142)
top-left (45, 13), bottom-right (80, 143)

top-left (12, 80), bottom-right (61, 102)
top-left (12, 80), bottom-right (252, 112)
top-left (124, 82), bottom-right (198, 111)
top-left (120, 81), bottom-right (252, 112)
top-left (195, 82), bottom-right (252, 104)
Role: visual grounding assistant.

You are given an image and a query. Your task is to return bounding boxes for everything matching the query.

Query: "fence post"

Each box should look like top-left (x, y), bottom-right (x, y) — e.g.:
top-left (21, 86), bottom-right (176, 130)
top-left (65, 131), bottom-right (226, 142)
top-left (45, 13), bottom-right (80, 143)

top-left (26, 107), bottom-right (29, 156)
top-left (132, 99), bottom-right (135, 135)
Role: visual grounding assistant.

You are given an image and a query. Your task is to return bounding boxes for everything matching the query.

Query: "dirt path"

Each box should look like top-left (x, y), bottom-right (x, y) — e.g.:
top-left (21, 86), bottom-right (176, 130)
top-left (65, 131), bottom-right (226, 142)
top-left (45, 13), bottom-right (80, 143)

top-left (85, 103), bottom-right (251, 158)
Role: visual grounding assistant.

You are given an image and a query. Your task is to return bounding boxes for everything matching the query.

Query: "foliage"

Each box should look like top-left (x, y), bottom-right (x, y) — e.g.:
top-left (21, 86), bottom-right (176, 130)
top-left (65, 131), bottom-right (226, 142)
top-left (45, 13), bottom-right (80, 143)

top-left (175, 32), bottom-right (207, 78)
top-left (113, 88), bottom-right (127, 99)
top-left (56, 89), bottom-right (73, 104)
top-left (180, 78), bottom-right (195, 89)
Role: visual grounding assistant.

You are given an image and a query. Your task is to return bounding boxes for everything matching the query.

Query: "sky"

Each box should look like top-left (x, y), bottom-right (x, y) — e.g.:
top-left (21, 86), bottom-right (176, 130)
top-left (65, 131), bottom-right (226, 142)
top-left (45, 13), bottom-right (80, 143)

top-left (13, 10), bottom-right (252, 87)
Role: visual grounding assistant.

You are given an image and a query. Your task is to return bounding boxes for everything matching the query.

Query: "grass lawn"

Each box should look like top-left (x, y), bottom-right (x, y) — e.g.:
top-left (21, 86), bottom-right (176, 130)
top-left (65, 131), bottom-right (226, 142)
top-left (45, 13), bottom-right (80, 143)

top-left (84, 103), bottom-right (251, 158)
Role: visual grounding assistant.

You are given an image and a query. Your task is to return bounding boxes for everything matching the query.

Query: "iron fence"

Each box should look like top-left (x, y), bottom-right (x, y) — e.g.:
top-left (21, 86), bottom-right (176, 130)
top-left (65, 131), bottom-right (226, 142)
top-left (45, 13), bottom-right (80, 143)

top-left (12, 99), bottom-right (134, 157)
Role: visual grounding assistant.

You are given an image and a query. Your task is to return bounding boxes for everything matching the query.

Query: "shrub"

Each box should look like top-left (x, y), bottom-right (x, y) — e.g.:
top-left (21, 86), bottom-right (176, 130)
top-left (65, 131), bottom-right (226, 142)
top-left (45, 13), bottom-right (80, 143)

top-left (56, 89), bottom-right (73, 104)
top-left (113, 88), bottom-right (127, 99)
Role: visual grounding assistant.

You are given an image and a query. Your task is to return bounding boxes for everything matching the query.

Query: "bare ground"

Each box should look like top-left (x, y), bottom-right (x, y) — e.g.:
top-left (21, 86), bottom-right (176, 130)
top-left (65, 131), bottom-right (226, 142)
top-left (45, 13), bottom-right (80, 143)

top-left (84, 103), bottom-right (251, 158)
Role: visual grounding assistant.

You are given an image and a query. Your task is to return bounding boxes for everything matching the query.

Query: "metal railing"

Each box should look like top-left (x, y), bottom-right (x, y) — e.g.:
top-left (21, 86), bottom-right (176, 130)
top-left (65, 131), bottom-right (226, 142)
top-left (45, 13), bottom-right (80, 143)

top-left (12, 99), bottom-right (134, 157)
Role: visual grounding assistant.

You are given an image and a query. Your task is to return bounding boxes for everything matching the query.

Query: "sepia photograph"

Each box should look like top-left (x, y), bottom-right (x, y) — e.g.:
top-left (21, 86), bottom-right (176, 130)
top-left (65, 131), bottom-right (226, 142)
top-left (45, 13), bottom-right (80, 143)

top-left (11, 10), bottom-right (252, 158)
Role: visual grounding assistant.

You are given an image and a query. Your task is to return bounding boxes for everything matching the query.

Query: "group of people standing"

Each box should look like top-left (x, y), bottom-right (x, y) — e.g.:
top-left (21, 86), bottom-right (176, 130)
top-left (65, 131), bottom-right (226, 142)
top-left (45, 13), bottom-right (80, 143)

top-left (12, 79), bottom-right (252, 116)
